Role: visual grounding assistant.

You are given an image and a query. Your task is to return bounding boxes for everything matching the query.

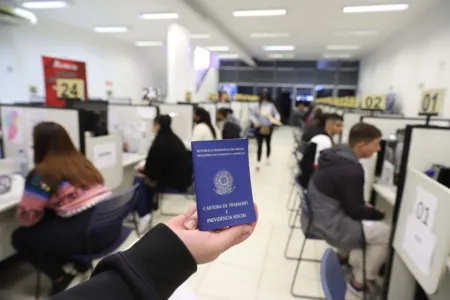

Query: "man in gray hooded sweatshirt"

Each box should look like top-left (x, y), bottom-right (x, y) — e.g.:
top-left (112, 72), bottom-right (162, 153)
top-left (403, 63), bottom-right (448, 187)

top-left (302, 122), bottom-right (390, 298)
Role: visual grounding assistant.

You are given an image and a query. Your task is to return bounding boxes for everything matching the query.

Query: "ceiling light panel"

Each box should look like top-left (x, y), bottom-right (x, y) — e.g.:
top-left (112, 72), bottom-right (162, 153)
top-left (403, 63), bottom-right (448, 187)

top-left (323, 53), bottom-right (352, 59)
top-left (218, 54), bottom-right (239, 59)
top-left (343, 4), bottom-right (409, 13)
top-left (334, 30), bottom-right (379, 37)
top-left (263, 45), bottom-right (295, 51)
top-left (135, 41), bottom-right (163, 47)
top-left (190, 34), bottom-right (211, 39)
top-left (327, 45), bottom-right (360, 51)
top-left (94, 26), bottom-right (128, 33)
top-left (251, 32), bottom-right (290, 39)
top-left (268, 53), bottom-right (294, 59)
top-left (206, 46), bottom-right (230, 52)
top-left (233, 9), bottom-right (286, 17)
top-left (22, 1), bottom-right (68, 9)
top-left (138, 13), bottom-right (179, 20)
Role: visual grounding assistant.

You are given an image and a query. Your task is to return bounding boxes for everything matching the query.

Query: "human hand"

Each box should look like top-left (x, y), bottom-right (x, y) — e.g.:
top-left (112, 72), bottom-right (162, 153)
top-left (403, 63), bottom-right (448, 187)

top-left (165, 204), bottom-right (258, 264)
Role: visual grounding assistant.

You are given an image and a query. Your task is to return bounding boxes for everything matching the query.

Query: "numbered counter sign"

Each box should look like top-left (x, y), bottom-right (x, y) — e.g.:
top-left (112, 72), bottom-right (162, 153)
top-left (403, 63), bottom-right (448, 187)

top-left (361, 95), bottom-right (387, 111)
top-left (419, 89), bottom-right (446, 116)
top-left (56, 78), bottom-right (85, 100)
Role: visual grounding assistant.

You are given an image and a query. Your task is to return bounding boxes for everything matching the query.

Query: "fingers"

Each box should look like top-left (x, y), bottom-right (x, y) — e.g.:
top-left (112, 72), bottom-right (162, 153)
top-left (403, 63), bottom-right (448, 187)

top-left (211, 224), bottom-right (254, 252)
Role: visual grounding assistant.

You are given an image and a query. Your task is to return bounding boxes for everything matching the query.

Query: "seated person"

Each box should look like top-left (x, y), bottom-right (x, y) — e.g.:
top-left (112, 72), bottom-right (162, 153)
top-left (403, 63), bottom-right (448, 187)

top-left (298, 113), bottom-right (343, 188)
top-left (302, 107), bottom-right (324, 142)
top-left (216, 108), bottom-right (242, 139)
top-left (186, 107), bottom-right (219, 150)
top-left (141, 115), bottom-right (193, 196)
top-left (226, 108), bottom-right (240, 126)
top-left (310, 113), bottom-right (343, 166)
top-left (302, 122), bottom-right (390, 298)
top-left (12, 122), bottom-right (113, 296)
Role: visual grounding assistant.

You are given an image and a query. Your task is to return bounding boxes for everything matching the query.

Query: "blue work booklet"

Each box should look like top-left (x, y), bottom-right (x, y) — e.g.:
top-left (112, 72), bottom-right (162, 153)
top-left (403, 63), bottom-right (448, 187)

top-left (191, 139), bottom-right (256, 231)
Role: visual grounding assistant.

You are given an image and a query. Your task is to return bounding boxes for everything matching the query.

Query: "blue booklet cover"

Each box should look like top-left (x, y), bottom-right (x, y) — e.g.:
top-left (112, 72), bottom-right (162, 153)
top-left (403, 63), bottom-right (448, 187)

top-left (191, 139), bottom-right (256, 231)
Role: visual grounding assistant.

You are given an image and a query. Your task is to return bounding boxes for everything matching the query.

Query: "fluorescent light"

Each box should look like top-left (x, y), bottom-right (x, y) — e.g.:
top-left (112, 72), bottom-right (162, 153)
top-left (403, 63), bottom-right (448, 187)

top-left (168, 112), bottom-right (177, 117)
top-left (190, 34), bottom-right (211, 39)
top-left (263, 45), bottom-right (295, 51)
top-left (94, 26), bottom-right (128, 33)
top-left (205, 46), bottom-right (230, 52)
top-left (13, 8), bottom-right (37, 24)
top-left (218, 54), bottom-right (239, 59)
top-left (343, 4), bottom-right (409, 13)
top-left (251, 32), bottom-right (290, 39)
top-left (323, 53), bottom-right (352, 59)
top-left (327, 45), bottom-right (360, 51)
top-left (22, 1), bottom-right (68, 9)
top-left (135, 41), bottom-right (163, 47)
top-left (233, 9), bottom-right (286, 17)
top-left (268, 53), bottom-right (294, 59)
top-left (138, 13), bottom-right (179, 20)
top-left (334, 30), bottom-right (379, 37)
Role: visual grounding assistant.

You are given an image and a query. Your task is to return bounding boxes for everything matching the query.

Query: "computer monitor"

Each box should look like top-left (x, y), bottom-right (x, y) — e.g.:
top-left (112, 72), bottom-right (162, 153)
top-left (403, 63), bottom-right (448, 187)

top-left (64, 99), bottom-right (108, 154)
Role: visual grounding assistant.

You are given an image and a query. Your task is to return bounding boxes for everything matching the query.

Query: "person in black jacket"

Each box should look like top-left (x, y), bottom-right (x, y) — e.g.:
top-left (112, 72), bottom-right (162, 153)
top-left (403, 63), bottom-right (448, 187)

top-left (52, 204), bottom-right (258, 300)
top-left (139, 115), bottom-right (193, 209)
top-left (302, 122), bottom-right (390, 298)
top-left (301, 108), bottom-right (324, 142)
top-left (216, 108), bottom-right (241, 139)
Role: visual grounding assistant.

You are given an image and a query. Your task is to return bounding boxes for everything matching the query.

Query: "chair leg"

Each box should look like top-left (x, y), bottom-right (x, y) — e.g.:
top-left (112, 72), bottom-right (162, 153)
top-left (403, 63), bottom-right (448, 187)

top-left (35, 271), bottom-right (41, 300)
top-left (287, 184), bottom-right (297, 211)
top-left (290, 235), bottom-right (324, 299)
top-left (284, 210), bottom-right (300, 260)
top-left (131, 212), bottom-right (141, 238)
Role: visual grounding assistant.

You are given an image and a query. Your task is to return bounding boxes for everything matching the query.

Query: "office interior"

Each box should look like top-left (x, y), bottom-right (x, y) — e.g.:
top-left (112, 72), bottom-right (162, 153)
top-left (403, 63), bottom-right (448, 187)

top-left (1, 0), bottom-right (450, 299)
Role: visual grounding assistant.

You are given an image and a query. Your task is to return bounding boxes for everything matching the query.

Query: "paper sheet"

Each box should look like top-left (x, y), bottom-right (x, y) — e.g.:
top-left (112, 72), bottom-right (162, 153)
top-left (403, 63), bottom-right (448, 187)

top-left (402, 214), bottom-right (437, 275)
top-left (93, 142), bottom-right (116, 169)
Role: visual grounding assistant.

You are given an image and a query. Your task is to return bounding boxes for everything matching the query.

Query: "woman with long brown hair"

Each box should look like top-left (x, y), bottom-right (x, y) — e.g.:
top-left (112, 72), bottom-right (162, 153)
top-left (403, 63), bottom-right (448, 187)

top-left (12, 122), bottom-right (114, 296)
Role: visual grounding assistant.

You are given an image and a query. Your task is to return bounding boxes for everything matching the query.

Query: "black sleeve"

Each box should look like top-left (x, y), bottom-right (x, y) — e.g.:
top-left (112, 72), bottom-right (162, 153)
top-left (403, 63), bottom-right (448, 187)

top-left (222, 123), bottom-right (231, 139)
top-left (52, 224), bottom-right (197, 300)
top-left (143, 143), bottom-right (163, 181)
top-left (339, 167), bottom-right (385, 221)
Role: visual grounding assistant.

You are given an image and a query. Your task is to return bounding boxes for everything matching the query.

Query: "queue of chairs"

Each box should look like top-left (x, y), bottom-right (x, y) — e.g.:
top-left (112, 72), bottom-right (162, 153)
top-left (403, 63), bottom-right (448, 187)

top-left (286, 128), bottom-right (367, 300)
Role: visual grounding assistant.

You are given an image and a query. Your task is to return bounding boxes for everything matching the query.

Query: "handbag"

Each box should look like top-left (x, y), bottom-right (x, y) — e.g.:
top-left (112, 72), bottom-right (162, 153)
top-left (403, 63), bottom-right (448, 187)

top-left (259, 126), bottom-right (271, 135)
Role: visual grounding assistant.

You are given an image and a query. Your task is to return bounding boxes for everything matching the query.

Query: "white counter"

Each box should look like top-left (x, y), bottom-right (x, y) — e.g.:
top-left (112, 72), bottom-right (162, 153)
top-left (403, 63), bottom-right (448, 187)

top-left (0, 175), bottom-right (24, 261)
top-left (373, 183), bottom-right (397, 206)
top-left (122, 152), bottom-right (146, 168)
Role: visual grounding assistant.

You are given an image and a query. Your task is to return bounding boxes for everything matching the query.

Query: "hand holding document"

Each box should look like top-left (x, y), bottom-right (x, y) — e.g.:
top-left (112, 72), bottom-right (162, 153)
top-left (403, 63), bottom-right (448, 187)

top-left (268, 115), bottom-right (282, 126)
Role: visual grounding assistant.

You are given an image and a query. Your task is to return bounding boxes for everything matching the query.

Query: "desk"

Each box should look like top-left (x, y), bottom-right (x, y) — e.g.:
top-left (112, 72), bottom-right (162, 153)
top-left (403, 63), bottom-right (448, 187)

top-left (372, 183), bottom-right (397, 206)
top-left (122, 152), bottom-right (146, 168)
top-left (115, 153), bottom-right (146, 194)
top-left (0, 175), bottom-right (24, 261)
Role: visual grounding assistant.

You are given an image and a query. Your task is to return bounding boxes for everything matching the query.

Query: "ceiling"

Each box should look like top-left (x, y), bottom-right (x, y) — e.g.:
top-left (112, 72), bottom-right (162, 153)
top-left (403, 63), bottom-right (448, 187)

top-left (24, 0), bottom-right (443, 64)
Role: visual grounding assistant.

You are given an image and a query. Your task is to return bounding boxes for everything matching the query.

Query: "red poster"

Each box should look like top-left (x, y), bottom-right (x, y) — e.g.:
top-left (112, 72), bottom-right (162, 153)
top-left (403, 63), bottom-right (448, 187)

top-left (42, 56), bottom-right (88, 107)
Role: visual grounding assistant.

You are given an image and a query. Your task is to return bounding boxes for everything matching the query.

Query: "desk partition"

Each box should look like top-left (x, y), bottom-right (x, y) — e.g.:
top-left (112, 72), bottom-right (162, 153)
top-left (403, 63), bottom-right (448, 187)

top-left (85, 133), bottom-right (123, 190)
top-left (0, 105), bottom-right (80, 162)
top-left (108, 104), bottom-right (157, 154)
top-left (361, 117), bottom-right (449, 138)
top-left (158, 104), bottom-right (194, 144)
top-left (385, 126), bottom-right (450, 300)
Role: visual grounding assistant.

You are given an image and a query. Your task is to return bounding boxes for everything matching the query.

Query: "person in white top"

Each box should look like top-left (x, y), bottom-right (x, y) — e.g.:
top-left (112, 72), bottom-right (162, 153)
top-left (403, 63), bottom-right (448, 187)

top-left (186, 107), bottom-right (220, 150)
top-left (310, 113), bottom-right (343, 166)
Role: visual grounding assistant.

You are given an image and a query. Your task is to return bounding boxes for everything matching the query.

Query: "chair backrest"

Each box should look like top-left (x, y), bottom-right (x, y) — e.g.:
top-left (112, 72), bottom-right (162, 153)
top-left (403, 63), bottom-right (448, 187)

top-left (86, 184), bottom-right (139, 235)
top-left (320, 248), bottom-right (347, 300)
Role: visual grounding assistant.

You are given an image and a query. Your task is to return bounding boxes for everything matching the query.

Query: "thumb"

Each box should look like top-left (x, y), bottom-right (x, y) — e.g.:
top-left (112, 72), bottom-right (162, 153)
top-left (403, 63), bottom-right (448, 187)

top-left (212, 225), bottom-right (253, 252)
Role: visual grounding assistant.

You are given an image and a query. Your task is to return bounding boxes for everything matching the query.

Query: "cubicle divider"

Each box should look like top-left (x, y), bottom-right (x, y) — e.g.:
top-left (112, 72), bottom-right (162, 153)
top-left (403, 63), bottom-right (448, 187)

top-left (158, 103), bottom-right (194, 144)
top-left (0, 105), bottom-right (80, 164)
top-left (384, 125), bottom-right (450, 300)
top-left (108, 104), bottom-right (158, 154)
top-left (85, 133), bottom-right (123, 190)
top-left (361, 116), bottom-right (450, 138)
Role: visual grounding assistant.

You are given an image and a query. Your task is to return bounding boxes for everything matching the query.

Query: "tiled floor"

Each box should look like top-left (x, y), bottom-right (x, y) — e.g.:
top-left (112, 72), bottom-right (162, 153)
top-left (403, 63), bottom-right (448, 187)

top-left (0, 127), bottom-right (347, 299)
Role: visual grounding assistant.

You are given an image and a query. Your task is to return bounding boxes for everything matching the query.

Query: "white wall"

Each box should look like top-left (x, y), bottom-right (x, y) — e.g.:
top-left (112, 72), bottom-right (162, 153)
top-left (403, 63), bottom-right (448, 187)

top-left (358, 1), bottom-right (450, 117)
top-left (193, 68), bottom-right (218, 102)
top-left (0, 18), bottom-right (165, 104)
